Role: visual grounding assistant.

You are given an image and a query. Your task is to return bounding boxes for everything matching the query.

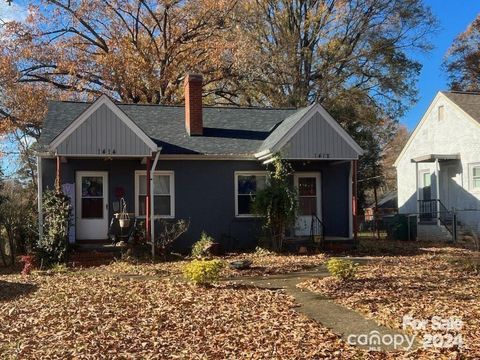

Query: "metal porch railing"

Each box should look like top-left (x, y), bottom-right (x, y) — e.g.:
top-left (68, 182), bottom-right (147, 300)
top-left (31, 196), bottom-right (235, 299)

top-left (310, 213), bottom-right (325, 247)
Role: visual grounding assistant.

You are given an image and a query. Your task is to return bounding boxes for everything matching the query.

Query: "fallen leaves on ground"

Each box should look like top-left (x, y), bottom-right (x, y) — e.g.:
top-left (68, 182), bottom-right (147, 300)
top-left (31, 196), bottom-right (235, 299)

top-left (300, 245), bottom-right (480, 359)
top-left (0, 271), bottom-right (369, 359)
top-left (97, 252), bottom-right (327, 278)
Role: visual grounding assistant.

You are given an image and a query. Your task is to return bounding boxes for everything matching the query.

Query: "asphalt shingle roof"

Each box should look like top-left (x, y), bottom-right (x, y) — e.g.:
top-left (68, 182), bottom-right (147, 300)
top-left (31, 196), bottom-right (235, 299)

top-left (442, 91), bottom-right (480, 124)
top-left (39, 101), bottom-right (300, 155)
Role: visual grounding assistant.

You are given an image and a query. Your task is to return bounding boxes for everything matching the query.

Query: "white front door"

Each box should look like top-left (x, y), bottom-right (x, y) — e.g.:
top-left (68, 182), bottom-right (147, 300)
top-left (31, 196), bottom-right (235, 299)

top-left (76, 171), bottom-right (109, 240)
top-left (294, 173), bottom-right (321, 236)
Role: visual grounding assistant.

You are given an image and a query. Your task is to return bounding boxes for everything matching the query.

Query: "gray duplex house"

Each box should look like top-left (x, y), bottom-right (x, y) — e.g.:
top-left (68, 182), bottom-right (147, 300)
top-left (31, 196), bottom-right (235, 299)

top-left (36, 74), bottom-right (363, 251)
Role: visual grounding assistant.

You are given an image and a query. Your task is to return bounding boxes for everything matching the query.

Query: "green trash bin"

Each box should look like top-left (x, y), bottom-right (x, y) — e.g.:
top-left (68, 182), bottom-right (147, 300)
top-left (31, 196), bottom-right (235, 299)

top-left (386, 214), bottom-right (409, 241)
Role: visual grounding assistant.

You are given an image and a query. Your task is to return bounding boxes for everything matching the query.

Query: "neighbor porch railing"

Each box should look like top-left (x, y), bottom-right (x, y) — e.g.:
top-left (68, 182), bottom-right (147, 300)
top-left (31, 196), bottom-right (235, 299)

top-left (418, 199), bottom-right (455, 237)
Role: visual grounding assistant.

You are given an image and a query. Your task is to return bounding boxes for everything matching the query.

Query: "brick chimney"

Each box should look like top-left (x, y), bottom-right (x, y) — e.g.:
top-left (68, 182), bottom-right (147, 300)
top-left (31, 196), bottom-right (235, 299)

top-left (184, 73), bottom-right (203, 136)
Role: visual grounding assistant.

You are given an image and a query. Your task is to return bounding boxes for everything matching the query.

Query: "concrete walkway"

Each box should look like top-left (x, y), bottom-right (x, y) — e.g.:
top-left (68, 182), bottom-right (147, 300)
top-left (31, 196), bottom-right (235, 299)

top-left (229, 266), bottom-right (417, 352)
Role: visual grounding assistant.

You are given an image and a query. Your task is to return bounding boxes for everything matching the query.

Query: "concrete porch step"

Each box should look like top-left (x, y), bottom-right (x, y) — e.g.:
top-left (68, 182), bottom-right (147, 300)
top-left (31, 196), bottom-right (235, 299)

top-left (417, 224), bottom-right (452, 242)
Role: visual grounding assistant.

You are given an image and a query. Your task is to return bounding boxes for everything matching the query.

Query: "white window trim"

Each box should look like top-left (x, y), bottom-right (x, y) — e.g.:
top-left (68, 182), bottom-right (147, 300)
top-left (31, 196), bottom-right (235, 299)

top-left (468, 163), bottom-right (480, 192)
top-left (234, 171), bottom-right (268, 218)
top-left (134, 170), bottom-right (175, 219)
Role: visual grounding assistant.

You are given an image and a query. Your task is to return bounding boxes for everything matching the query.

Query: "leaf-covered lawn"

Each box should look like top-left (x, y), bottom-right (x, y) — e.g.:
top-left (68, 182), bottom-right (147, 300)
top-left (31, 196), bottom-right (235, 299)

top-left (97, 252), bottom-right (327, 278)
top-left (0, 271), bottom-right (369, 359)
top-left (300, 246), bottom-right (480, 359)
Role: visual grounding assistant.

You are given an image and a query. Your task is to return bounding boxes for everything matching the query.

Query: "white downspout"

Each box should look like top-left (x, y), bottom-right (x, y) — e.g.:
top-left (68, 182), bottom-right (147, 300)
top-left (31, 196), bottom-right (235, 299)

top-left (150, 149), bottom-right (161, 259)
top-left (37, 155), bottom-right (43, 240)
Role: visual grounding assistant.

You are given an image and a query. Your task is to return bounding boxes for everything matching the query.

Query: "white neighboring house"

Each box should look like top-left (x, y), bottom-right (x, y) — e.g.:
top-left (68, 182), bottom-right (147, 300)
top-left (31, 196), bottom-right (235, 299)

top-left (395, 91), bottom-right (480, 239)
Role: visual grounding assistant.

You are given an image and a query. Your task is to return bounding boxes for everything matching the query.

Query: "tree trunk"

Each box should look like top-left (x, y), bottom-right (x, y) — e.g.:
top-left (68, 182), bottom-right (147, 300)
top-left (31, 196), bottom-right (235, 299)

top-left (373, 184), bottom-right (380, 239)
top-left (0, 238), bottom-right (7, 267)
top-left (7, 229), bottom-right (15, 267)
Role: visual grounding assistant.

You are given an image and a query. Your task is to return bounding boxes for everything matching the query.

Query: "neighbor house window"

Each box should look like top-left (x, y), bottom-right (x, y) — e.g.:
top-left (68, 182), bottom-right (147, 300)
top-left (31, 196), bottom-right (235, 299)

top-left (438, 105), bottom-right (444, 121)
top-left (135, 171), bottom-right (174, 218)
top-left (471, 165), bottom-right (480, 190)
top-left (235, 172), bottom-right (267, 216)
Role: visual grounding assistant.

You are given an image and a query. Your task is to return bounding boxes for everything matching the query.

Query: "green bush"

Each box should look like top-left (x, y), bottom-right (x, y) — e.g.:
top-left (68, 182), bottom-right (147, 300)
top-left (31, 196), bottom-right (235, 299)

top-left (191, 232), bottom-right (214, 258)
top-left (38, 190), bottom-right (72, 266)
top-left (183, 259), bottom-right (225, 285)
top-left (326, 258), bottom-right (358, 281)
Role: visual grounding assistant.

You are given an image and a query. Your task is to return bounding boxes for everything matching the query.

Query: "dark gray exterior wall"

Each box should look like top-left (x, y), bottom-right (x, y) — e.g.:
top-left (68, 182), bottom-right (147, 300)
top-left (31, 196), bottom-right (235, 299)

top-left (41, 158), bottom-right (351, 251)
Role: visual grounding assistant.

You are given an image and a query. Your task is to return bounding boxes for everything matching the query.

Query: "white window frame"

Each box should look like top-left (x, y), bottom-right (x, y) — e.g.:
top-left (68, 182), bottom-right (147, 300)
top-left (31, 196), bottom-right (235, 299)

top-left (134, 170), bottom-right (175, 219)
top-left (469, 163), bottom-right (480, 192)
top-left (234, 171), bottom-right (268, 217)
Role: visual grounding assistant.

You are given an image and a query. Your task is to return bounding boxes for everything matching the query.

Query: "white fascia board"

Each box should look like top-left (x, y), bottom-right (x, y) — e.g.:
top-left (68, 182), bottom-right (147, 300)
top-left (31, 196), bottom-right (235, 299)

top-left (49, 94), bottom-right (157, 152)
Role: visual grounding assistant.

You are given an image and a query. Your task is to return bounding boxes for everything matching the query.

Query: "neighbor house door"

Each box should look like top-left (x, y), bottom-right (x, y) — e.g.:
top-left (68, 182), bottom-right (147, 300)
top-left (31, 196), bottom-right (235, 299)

top-left (76, 171), bottom-right (109, 240)
top-left (419, 170), bottom-right (433, 220)
top-left (294, 173), bottom-right (321, 236)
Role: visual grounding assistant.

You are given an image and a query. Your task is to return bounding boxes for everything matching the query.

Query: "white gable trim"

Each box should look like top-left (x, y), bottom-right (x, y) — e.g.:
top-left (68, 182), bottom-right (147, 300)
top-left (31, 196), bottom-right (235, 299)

top-left (271, 103), bottom-right (363, 155)
top-left (49, 95), bottom-right (157, 152)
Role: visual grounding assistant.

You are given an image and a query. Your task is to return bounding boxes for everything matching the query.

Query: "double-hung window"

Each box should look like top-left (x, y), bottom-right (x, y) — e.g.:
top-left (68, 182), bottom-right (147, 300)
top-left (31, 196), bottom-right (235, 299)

top-left (471, 165), bottom-right (480, 191)
top-left (235, 171), bottom-right (267, 217)
top-left (135, 171), bottom-right (175, 218)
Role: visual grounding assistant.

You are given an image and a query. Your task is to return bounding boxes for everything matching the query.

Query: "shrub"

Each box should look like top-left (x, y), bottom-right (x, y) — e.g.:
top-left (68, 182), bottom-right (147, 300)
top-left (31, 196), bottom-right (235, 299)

top-left (254, 246), bottom-right (274, 257)
top-left (38, 190), bottom-right (72, 266)
top-left (157, 219), bottom-right (190, 258)
top-left (191, 232), bottom-right (214, 258)
top-left (326, 258), bottom-right (358, 281)
top-left (252, 156), bottom-right (297, 252)
top-left (183, 259), bottom-right (225, 285)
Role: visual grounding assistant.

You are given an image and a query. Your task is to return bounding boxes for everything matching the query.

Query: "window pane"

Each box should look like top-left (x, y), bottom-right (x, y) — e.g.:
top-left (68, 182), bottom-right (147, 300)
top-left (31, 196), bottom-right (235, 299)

top-left (138, 195), bottom-right (147, 216)
top-left (154, 175), bottom-right (170, 195)
top-left (473, 167), bottom-right (480, 178)
top-left (256, 176), bottom-right (267, 191)
top-left (238, 175), bottom-right (266, 195)
top-left (138, 175), bottom-right (147, 195)
top-left (154, 195), bottom-right (171, 216)
top-left (298, 177), bottom-right (316, 196)
top-left (474, 179), bottom-right (480, 189)
top-left (238, 195), bottom-right (254, 215)
top-left (423, 173), bottom-right (431, 187)
top-left (82, 176), bottom-right (103, 197)
top-left (82, 198), bottom-right (103, 218)
top-left (238, 175), bottom-right (256, 195)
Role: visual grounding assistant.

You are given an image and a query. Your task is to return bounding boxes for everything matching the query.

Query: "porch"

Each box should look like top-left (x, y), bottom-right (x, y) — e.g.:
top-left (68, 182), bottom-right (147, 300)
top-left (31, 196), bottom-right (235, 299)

top-left (412, 153), bottom-right (460, 239)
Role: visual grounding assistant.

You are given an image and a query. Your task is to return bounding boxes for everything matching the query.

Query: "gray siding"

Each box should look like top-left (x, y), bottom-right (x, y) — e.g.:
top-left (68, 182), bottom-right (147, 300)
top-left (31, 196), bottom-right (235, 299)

top-left (281, 112), bottom-right (358, 159)
top-left (56, 104), bottom-right (151, 156)
top-left (41, 158), bottom-right (351, 251)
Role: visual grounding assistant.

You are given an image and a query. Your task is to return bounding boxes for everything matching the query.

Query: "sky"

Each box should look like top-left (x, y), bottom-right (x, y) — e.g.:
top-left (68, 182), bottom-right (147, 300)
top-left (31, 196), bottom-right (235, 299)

top-left (402, 0), bottom-right (480, 130)
top-left (0, 0), bottom-right (479, 175)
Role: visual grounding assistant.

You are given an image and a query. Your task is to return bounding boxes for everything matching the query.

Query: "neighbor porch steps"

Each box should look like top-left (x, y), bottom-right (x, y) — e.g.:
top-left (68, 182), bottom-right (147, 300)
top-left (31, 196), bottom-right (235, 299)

top-left (416, 223), bottom-right (452, 242)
